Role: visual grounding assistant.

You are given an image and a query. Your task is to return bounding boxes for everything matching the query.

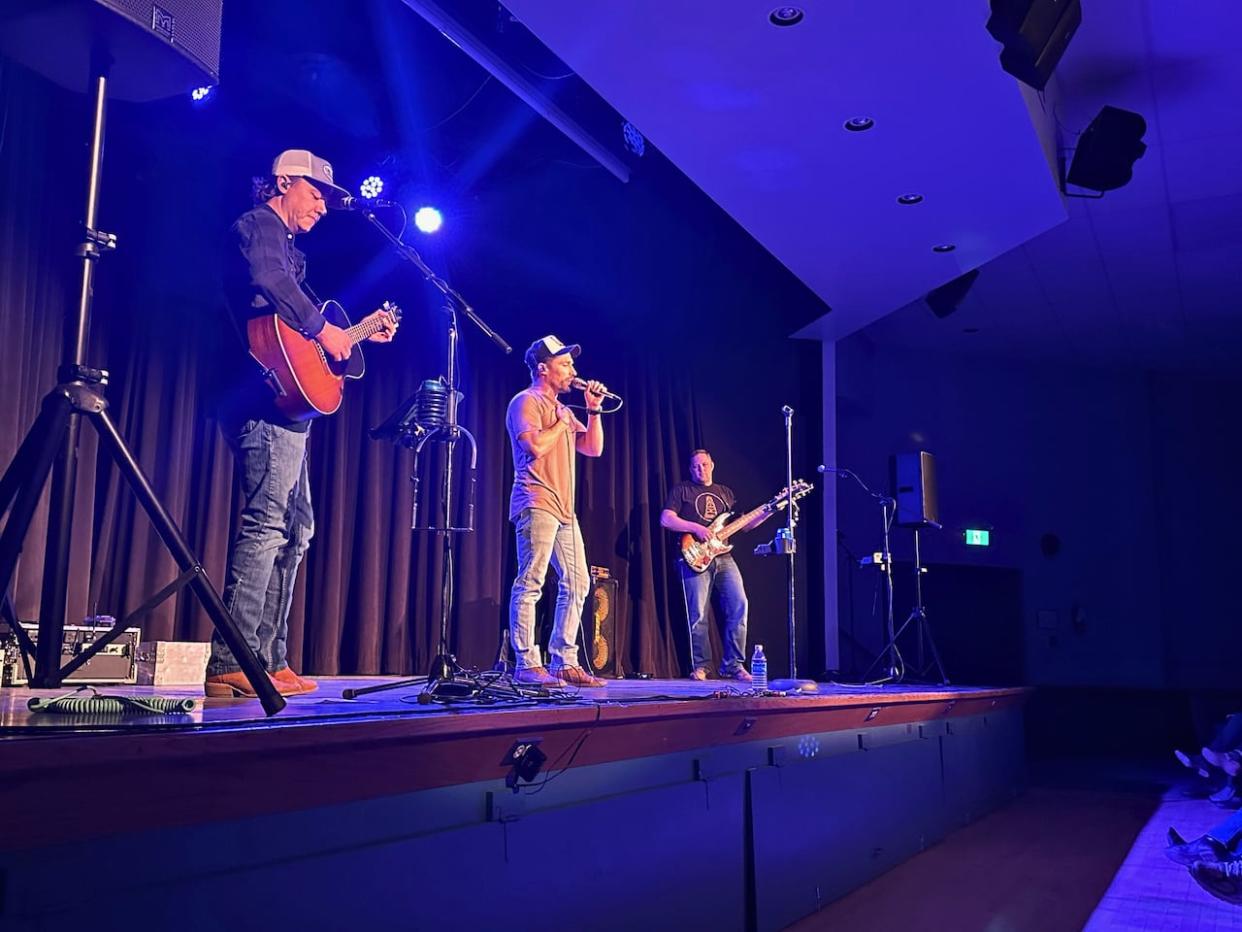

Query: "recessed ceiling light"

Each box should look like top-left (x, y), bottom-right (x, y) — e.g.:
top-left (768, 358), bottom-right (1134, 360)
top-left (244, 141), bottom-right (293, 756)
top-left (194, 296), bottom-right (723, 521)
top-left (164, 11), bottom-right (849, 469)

top-left (897, 194), bottom-right (924, 205)
top-left (769, 7), bottom-right (805, 26)
top-left (932, 243), bottom-right (956, 253)
top-left (844, 117), bottom-right (875, 132)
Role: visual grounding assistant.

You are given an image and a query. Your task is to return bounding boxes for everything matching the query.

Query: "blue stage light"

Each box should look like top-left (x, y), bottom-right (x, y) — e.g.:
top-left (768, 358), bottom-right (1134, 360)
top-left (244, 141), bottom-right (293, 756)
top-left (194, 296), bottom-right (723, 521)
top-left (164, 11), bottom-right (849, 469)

top-left (190, 86), bottom-right (214, 102)
top-left (360, 175), bottom-right (384, 199)
top-left (414, 206), bottom-right (443, 234)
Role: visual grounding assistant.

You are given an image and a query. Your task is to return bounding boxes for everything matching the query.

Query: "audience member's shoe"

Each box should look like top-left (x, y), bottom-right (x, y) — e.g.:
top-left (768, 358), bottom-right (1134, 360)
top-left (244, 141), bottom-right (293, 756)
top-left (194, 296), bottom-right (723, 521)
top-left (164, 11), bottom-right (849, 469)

top-left (272, 666), bottom-right (318, 695)
top-left (689, 667), bottom-right (708, 681)
top-left (513, 666), bottom-right (563, 687)
top-left (1210, 782), bottom-right (1242, 808)
top-left (1175, 749), bottom-right (1213, 779)
top-left (1191, 859), bottom-right (1242, 905)
top-left (550, 665), bottom-right (607, 688)
top-left (204, 670), bottom-right (299, 698)
top-left (1166, 827), bottom-right (1233, 866)
top-left (719, 666), bottom-right (753, 683)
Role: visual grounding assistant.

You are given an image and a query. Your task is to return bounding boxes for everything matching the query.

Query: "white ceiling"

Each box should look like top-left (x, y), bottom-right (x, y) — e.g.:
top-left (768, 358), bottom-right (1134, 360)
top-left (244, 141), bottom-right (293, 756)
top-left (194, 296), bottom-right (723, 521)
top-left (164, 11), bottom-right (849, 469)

top-left (499, 0), bottom-right (1242, 374)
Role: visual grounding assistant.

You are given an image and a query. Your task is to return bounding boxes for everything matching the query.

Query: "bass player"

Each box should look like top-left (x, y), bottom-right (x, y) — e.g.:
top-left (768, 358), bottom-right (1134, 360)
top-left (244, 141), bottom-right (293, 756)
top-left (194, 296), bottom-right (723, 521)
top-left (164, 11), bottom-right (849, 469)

top-left (660, 449), bottom-right (775, 681)
top-left (206, 149), bottom-right (398, 699)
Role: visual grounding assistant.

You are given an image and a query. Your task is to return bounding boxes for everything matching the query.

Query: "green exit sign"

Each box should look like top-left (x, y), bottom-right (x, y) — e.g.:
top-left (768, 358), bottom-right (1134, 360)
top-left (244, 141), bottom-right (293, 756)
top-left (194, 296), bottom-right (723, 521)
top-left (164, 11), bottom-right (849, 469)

top-left (964, 528), bottom-right (990, 547)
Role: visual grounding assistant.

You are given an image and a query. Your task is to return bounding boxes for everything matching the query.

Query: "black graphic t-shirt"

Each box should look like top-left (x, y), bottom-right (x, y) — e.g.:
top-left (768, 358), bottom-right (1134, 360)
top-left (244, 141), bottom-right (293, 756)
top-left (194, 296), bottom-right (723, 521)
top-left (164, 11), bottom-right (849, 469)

top-left (663, 481), bottom-right (737, 530)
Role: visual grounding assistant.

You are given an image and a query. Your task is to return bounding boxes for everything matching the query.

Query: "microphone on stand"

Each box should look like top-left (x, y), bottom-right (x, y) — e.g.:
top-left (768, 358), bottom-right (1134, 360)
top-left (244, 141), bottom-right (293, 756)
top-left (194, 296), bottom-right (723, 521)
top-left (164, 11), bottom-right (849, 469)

top-left (569, 377), bottom-right (622, 402)
top-left (336, 196), bottom-right (400, 211)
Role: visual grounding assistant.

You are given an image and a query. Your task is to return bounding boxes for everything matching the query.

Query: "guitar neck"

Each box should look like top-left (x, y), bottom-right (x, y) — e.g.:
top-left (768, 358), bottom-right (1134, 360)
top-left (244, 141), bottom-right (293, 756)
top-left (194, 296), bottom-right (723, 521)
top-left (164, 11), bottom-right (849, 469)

top-left (343, 315), bottom-right (385, 347)
top-left (716, 502), bottom-right (773, 543)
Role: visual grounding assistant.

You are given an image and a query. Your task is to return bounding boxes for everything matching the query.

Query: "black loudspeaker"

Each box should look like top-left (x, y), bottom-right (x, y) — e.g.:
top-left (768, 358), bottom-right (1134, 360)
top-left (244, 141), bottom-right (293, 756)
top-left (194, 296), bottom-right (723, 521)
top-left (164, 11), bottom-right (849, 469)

top-left (925, 269), bottom-right (980, 319)
top-left (986, 0), bottom-right (1081, 91)
top-left (1067, 106), bottom-right (1148, 192)
top-left (582, 576), bottom-right (621, 677)
top-left (0, 0), bottom-right (221, 101)
top-left (891, 452), bottom-right (941, 530)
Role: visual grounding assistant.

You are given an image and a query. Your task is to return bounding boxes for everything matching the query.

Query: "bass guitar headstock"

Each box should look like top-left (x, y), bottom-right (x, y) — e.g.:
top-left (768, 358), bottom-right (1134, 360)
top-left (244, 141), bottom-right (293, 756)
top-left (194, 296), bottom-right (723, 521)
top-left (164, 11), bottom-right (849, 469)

top-left (769, 479), bottom-right (814, 511)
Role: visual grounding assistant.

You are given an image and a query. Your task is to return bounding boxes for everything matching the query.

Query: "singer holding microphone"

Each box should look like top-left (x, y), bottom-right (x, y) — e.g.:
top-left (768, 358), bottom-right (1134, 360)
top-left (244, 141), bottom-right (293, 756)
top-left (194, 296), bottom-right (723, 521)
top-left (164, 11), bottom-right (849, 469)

top-left (505, 335), bottom-right (609, 688)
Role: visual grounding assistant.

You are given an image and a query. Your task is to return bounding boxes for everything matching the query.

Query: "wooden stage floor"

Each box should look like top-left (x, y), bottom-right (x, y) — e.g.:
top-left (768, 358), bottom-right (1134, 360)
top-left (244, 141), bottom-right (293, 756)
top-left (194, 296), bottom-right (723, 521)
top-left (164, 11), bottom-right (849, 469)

top-left (1, 675), bottom-right (1029, 853)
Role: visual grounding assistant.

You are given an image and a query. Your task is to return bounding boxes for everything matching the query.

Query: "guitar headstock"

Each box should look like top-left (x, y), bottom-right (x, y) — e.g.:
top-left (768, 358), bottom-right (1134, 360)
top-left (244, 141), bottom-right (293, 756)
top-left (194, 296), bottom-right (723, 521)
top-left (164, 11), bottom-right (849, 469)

top-left (380, 300), bottom-right (403, 322)
top-left (770, 479), bottom-right (814, 509)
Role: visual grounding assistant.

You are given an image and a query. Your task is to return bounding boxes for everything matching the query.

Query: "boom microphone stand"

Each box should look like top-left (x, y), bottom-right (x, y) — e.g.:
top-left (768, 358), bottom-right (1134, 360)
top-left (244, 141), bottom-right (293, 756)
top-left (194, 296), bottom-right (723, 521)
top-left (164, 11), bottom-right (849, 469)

top-left (342, 210), bottom-right (510, 702)
top-left (0, 61), bottom-right (284, 715)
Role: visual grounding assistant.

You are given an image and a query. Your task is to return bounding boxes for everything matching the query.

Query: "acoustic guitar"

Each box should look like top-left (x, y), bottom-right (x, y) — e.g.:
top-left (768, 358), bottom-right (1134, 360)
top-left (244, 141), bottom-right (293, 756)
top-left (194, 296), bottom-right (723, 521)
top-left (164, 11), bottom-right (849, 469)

top-left (679, 480), bottom-right (813, 573)
top-left (247, 299), bottom-right (400, 421)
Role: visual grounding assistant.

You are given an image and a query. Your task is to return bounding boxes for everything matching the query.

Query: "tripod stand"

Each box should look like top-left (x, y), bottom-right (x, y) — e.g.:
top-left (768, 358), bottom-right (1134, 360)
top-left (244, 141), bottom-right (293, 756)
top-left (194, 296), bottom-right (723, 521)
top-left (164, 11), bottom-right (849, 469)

top-left (871, 527), bottom-right (949, 685)
top-left (341, 212), bottom-right (508, 703)
top-left (0, 66), bottom-right (283, 715)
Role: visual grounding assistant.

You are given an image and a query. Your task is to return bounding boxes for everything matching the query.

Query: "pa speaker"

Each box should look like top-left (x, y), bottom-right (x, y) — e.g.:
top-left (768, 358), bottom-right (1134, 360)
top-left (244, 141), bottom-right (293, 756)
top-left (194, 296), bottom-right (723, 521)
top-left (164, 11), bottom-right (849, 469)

top-left (582, 577), bottom-right (620, 677)
top-left (925, 269), bottom-right (980, 319)
top-left (1067, 106), bottom-right (1148, 192)
top-left (891, 452), bottom-right (941, 530)
top-left (986, 0), bottom-right (1081, 91)
top-left (0, 0), bottom-right (221, 101)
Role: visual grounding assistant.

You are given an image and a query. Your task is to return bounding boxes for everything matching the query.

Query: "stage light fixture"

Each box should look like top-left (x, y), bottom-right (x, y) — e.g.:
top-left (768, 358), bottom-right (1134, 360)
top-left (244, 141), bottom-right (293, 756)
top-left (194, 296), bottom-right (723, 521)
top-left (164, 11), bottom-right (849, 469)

top-left (769, 7), bottom-right (805, 26)
top-left (359, 175), bottom-right (384, 199)
top-left (414, 206), bottom-right (443, 234)
top-left (844, 117), bottom-right (874, 132)
top-left (897, 194), bottom-right (924, 205)
top-left (190, 86), bottom-right (214, 102)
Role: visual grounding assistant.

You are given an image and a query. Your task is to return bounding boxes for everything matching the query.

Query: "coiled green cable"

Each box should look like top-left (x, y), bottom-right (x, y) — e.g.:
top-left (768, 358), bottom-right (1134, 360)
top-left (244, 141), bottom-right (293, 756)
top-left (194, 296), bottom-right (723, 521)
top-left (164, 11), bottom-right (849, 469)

top-left (28, 687), bottom-right (195, 715)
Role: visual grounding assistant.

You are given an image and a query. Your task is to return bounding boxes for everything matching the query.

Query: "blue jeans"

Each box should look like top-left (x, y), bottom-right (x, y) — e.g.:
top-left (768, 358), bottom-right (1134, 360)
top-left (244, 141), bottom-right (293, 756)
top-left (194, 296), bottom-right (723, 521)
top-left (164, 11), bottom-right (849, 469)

top-left (679, 554), bottom-right (748, 674)
top-left (207, 419), bottom-right (314, 675)
top-left (509, 508), bottom-right (590, 671)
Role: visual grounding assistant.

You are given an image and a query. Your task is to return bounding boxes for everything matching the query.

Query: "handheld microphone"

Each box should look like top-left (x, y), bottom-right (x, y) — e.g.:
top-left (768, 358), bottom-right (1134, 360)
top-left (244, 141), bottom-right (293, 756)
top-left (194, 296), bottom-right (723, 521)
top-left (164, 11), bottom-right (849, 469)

top-left (570, 377), bottom-right (622, 401)
top-left (336, 196), bottom-right (400, 211)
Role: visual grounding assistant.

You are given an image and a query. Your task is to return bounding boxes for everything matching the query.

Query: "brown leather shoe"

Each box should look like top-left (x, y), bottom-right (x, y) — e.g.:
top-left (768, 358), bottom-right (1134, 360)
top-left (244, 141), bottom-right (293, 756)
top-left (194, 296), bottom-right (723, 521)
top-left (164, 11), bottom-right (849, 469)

top-left (513, 666), bottom-right (563, 687)
top-left (689, 667), bottom-right (708, 681)
top-left (720, 666), bottom-right (753, 683)
top-left (204, 670), bottom-right (281, 699)
top-left (272, 666), bottom-right (318, 695)
top-left (552, 665), bottom-right (607, 688)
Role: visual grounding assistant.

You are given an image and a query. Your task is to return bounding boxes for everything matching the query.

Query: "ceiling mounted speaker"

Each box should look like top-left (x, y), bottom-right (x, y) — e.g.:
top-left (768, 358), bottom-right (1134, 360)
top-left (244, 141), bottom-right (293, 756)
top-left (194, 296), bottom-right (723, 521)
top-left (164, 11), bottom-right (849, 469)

top-left (1066, 106), bottom-right (1148, 192)
top-left (0, 0), bottom-right (221, 101)
top-left (986, 0), bottom-right (1081, 91)
top-left (925, 269), bottom-right (980, 319)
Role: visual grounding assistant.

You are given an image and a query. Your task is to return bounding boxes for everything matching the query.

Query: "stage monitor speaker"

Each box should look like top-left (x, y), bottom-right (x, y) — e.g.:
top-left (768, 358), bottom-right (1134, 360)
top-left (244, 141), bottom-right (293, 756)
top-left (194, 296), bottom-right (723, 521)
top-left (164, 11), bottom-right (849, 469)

top-left (1066, 106), bottom-right (1148, 192)
top-left (582, 577), bottom-right (621, 677)
top-left (0, 0), bottom-right (221, 101)
top-left (986, 0), bottom-right (1081, 91)
top-left (925, 269), bottom-right (980, 319)
top-left (891, 451), bottom-right (941, 530)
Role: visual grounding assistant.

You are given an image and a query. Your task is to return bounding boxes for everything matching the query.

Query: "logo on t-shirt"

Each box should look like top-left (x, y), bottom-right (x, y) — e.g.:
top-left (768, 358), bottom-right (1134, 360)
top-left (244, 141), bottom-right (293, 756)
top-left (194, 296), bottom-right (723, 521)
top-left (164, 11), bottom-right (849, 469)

top-left (696, 492), bottom-right (726, 522)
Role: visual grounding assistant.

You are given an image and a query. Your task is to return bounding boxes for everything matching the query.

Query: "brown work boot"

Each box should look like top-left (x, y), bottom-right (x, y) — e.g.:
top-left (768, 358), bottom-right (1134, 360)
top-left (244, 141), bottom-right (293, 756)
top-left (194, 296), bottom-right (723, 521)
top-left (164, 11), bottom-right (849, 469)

top-left (689, 667), bottom-right (708, 681)
top-left (513, 666), bottom-right (563, 687)
top-left (204, 670), bottom-right (290, 698)
top-left (551, 665), bottom-right (607, 688)
top-left (272, 666), bottom-right (318, 695)
top-left (720, 666), bottom-right (753, 683)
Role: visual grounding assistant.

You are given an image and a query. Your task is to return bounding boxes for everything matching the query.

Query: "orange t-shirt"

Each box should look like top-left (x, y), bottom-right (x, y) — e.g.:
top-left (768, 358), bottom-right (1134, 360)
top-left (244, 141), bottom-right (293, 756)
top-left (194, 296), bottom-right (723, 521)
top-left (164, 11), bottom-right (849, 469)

top-left (506, 388), bottom-right (586, 523)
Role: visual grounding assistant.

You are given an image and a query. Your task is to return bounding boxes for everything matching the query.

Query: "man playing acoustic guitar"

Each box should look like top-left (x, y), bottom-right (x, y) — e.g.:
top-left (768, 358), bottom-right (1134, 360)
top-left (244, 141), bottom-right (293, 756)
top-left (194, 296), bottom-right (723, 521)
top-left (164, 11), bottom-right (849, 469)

top-left (660, 449), bottom-right (775, 682)
top-left (205, 149), bottom-right (398, 699)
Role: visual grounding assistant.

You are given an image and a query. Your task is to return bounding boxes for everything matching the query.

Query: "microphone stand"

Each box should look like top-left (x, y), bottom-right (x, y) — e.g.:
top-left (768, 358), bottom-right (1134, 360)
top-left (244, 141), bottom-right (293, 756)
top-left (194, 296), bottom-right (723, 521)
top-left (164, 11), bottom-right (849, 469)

top-left (342, 210), bottom-right (510, 703)
top-left (768, 406), bottom-right (817, 694)
top-left (824, 466), bottom-right (902, 684)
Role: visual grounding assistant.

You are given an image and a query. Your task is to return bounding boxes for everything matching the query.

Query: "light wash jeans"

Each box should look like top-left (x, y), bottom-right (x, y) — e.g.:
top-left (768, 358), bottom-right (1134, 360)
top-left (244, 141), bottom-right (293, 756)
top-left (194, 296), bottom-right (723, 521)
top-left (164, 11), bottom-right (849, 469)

top-left (207, 419), bottom-right (314, 675)
top-left (509, 507), bottom-right (590, 671)
top-left (679, 554), bottom-right (748, 674)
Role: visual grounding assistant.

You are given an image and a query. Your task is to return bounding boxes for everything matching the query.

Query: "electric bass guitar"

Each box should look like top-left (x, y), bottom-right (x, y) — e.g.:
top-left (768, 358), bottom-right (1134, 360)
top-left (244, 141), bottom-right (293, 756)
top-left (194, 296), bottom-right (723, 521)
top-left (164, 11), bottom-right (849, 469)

top-left (679, 480), bottom-right (813, 573)
top-left (248, 299), bottom-right (401, 421)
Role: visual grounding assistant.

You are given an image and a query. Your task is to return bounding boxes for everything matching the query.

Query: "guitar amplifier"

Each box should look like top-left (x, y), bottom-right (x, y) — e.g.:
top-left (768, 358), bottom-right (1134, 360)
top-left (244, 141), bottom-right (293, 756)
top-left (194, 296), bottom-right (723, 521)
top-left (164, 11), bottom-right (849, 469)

top-left (582, 574), bottom-right (621, 677)
top-left (2, 623), bottom-right (140, 686)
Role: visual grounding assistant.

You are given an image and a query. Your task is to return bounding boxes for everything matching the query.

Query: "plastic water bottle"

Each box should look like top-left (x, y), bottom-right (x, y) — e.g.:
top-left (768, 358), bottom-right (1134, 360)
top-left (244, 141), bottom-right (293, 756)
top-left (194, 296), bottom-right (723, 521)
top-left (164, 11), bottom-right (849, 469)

top-left (751, 644), bottom-right (768, 692)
